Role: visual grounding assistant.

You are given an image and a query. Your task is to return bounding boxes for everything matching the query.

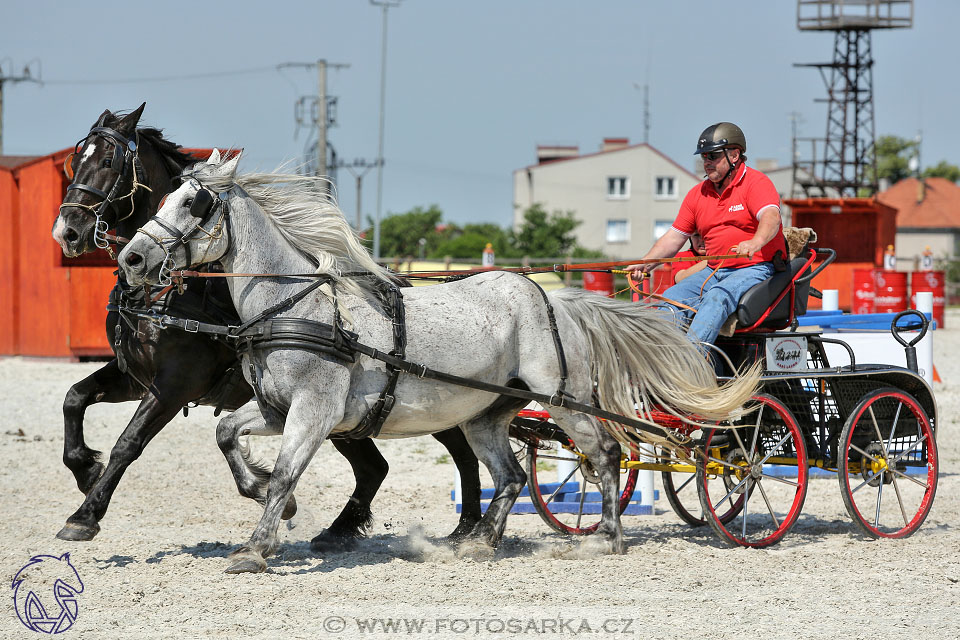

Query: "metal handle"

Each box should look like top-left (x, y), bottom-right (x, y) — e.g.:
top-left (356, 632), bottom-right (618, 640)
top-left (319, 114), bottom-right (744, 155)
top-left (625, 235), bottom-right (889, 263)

top-left (891, 309), bottom-right (929, 373)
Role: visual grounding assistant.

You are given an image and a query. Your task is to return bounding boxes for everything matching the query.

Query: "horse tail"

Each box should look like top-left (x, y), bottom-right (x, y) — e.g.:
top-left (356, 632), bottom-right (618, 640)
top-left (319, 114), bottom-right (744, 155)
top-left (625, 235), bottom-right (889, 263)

top-left (548, 288), bottom-right (761, 442)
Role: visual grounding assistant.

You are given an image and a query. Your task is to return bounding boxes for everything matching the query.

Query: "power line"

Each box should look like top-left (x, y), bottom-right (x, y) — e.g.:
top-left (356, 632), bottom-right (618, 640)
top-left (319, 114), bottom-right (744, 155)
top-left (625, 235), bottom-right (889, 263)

top-left (40, 65), bottom-right (280, 86)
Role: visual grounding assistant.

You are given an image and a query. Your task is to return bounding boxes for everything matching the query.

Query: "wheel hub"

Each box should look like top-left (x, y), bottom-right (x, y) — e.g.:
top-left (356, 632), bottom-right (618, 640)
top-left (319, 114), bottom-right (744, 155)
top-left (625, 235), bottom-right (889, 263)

top-left (861, 442), bottom-right (887, 487)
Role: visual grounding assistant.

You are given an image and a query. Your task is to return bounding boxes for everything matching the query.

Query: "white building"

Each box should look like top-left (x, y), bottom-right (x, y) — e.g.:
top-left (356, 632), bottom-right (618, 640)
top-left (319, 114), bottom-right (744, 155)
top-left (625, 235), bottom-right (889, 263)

top-left (512, 138), bottom-right (699, 258)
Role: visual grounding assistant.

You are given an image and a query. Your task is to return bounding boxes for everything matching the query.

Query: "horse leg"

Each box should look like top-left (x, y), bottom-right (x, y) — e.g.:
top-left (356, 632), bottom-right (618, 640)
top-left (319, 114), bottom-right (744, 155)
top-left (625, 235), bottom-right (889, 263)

top-left (227, 393), bottom-right (342, 574)
top-left (432, 427), bottom-right (482, 539)
top-left (62, 359), bottom-right (142, 494)
top-left (309, 437), bottom-right (388, 553)
top-left (550, 409), bottom-right (625, 554)
top-left (215, 402), bottom-right (297, 520)
top-left (56, 388), bottom-right (185, 541)
top-left (454, 403), bottom-right (527, 559)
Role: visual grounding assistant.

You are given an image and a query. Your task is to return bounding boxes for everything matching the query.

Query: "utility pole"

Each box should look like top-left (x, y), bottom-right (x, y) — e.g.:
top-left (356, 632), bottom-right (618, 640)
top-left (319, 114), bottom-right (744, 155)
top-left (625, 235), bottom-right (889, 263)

top-left (335, 157), bottom-right (382, 230)
top-left (279, 60), bottom-right (348, 182)
top-left (0, 61), bottom-right (41, 155)
top-left (632, 82), bottom-right (650, 144)
top-left (370, 0), bottom-right (402, 260)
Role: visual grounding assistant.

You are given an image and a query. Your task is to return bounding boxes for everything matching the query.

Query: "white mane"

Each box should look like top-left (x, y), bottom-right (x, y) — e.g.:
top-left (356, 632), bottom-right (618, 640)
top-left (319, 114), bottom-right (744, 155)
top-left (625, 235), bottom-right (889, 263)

top-left (189, 158), bottom-right (394, 293)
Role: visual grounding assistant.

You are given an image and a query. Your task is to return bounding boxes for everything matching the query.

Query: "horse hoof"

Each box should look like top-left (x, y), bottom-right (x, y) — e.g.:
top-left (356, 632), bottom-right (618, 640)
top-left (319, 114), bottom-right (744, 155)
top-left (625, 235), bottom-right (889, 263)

top-left (225, 551), bottom-right (267, 574)
top-left (281, 495), bottom-right (298, 521)
top-left (77, 462), bottom-right (105, 495)
top-left (56, 521), bottom-right (100, 541)
top-left (455, 539), bottom-right (495, 561)
top-left (310, 531), bottom-right (359, 554)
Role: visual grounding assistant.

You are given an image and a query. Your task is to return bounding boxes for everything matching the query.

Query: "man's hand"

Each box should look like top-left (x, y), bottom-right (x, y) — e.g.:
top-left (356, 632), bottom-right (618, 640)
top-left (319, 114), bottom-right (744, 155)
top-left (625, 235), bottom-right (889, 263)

top-left (734, 238), bottom-right (765, 258)
top-left (626, 261), bottom-right (660, 277)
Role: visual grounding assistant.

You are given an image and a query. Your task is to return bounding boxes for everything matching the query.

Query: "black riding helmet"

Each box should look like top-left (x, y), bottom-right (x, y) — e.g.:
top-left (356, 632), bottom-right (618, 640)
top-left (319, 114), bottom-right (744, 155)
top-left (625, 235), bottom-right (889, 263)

top-left (694, 122), bottom-right (747, 155)
top-left (695, 122), bottom-right (746, 184)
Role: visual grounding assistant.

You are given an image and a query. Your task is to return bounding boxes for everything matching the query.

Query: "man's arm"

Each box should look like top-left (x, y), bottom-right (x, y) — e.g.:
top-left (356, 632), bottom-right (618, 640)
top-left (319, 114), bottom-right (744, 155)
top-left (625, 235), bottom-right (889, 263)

top-left (734, 206), bottom-right (781, 258)
top-left (627, 229), bottom-right (687, 275)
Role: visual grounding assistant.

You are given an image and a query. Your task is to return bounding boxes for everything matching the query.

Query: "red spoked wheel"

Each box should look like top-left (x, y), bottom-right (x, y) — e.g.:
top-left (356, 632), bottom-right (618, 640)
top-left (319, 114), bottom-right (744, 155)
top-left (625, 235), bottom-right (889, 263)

top-left (697, 393), bottom-right (808, 548)
top-left (520, 411), bottom-right (639, 535)
top-left (661, 447), bottom-right (746, 528)
top-left (838, 388), bottom-right (938, 539)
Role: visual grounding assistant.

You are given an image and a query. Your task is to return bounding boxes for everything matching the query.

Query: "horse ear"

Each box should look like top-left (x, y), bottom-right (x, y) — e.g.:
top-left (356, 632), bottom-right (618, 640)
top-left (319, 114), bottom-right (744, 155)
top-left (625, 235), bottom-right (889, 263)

top-left (216, 150), bottom-right (242, 178)
top-left (207, 149), bottom-right (222, 164)
top-left (94, 109), bottom-right (113, 128)
top-left (115, 102), bottom-right (146, 135)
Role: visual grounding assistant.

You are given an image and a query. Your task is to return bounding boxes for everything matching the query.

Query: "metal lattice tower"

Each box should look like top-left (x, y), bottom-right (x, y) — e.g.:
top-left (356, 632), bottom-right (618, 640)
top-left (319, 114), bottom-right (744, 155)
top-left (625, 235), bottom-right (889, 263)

top-left (792, 0), bottom-right (913, 198)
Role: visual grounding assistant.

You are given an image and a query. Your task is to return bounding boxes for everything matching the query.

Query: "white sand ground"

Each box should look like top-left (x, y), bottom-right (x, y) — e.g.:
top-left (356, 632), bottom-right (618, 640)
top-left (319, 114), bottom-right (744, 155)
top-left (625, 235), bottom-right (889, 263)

top-left (1, 312), bottom-right (958, 639)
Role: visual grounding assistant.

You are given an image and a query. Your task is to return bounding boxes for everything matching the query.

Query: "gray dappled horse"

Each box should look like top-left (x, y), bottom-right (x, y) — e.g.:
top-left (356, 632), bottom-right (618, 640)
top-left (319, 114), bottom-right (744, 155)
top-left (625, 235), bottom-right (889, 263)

top-left (51, 106), bottom-right (482, 549)
top-left (118, 151), bottom-right (760, 573)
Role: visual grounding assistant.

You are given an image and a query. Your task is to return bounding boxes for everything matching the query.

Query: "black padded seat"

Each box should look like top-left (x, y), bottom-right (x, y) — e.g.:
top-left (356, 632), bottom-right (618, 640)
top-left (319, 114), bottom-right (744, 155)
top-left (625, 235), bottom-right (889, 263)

top-left (735, 255), bottom-right (813, 330)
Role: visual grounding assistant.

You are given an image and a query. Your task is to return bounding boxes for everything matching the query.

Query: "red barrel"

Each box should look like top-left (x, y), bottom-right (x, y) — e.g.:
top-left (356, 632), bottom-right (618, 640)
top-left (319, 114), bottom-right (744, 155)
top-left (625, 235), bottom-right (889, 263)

top-left (583, 271), bottom-right (614, 297)
top-left (873, 270), bottom-right (908, 313)
top-left (852, 268), bottom-right (876, 314)
top-left (910, 270), bottom-right (946, 328)
top-left (652, 266), bottom-right (674, 295)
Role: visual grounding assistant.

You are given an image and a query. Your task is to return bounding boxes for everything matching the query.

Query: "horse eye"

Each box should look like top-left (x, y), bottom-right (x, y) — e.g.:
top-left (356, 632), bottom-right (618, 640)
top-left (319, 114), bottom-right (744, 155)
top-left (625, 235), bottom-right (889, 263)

top-left (102, 158), bottom-right (112, 168)
top-left (183, 198), bottom-right (193, 209)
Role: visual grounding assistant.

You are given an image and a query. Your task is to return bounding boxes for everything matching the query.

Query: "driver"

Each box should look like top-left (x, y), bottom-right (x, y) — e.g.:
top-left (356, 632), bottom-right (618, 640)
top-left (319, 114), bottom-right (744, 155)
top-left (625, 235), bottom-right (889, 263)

top-left (627, 122), bottom-right (786, 350)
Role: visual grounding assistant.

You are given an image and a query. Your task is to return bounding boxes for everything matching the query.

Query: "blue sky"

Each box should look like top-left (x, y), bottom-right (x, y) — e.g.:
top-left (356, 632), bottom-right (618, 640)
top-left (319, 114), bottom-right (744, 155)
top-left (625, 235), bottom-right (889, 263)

top-left (1, 1), bottom-right (952, 229)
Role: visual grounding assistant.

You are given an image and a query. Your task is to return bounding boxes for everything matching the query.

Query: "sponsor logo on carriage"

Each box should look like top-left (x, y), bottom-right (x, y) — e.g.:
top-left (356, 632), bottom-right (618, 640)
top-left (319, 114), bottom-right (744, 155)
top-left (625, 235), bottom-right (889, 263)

top-left (12, 553), bottom-right (84, 634)
top-left (728, 203), bottom-right (745, 212)
top-left (765, 336), bottom-right (807, 372)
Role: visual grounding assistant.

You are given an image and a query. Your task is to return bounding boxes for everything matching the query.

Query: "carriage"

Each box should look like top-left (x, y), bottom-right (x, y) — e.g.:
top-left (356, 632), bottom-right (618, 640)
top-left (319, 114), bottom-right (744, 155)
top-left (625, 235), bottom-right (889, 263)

top-left (509, 245), bottom-right (939, 548)
top-left (56, 111), bottom-right (938, 572)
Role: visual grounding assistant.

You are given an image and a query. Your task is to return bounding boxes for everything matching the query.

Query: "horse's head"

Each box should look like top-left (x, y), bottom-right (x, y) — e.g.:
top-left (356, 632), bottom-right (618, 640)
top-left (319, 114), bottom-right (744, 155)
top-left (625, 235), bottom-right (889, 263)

top-left (119, 149), bottom-right (241, 286)
top-left (53, 103), bottom-right (146, 257)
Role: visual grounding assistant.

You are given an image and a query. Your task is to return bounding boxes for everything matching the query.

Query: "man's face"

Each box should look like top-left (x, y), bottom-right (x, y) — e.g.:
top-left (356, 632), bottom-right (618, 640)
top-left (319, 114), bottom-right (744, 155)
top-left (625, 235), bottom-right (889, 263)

top-left (702, 147), bottom-right (740, 183)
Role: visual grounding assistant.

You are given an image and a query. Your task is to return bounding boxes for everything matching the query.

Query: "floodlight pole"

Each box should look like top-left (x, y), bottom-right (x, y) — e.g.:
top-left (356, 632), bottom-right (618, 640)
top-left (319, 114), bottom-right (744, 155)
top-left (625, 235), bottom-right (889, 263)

top-left (371, 0), bottom-right (402, 260)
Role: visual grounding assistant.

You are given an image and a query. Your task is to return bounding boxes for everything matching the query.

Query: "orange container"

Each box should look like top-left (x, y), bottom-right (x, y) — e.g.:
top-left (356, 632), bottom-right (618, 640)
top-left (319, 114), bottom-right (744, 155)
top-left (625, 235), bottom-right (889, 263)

top-left (852, 268), bottom-right (876, 314)
top-left (873, 270), bottom-right (908, 313)
top-left (583, 271), bottom-right (614, 297)
top-left (910, 270), bottom-right (946, 328)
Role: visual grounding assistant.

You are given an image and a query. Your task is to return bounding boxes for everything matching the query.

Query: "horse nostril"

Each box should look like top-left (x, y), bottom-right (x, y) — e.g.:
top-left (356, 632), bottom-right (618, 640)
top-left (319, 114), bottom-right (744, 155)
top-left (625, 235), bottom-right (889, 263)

top-left (64, 229), bottom-right (79, 243)
top-left (125, 252), bottom-right (143, 268)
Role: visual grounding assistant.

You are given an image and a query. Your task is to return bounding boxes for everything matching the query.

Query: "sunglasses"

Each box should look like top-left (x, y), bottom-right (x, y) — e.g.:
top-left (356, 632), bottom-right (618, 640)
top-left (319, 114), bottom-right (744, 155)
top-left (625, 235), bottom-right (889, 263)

top-left (701, 150), bottom-right (726, 162)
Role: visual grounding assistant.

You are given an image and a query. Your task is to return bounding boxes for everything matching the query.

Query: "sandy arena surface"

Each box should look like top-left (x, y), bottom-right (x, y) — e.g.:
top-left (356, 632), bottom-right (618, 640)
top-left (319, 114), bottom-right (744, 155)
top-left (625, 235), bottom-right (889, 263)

top-left (2, 312), bottom-right (959, 639)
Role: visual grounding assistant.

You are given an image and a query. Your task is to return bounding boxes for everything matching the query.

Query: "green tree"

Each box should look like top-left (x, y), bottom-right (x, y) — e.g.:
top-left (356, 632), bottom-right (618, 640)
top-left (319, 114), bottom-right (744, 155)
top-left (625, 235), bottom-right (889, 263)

top-left (509, 204), bottom-right (581, 258)
top-left (922, 160), bottom-right (960, 183)
top-left (369, 205), bottom-right (448, 258)
top-left (431, 223), bottom-right (513, 260)
top-left (874, 135), bottom-right (917, 185)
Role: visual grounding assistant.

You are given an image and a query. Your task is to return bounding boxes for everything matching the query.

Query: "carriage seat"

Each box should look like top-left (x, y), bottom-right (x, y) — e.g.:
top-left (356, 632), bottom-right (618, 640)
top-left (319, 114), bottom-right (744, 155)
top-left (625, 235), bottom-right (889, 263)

top-left (732, 253), bottom-right (814, 331)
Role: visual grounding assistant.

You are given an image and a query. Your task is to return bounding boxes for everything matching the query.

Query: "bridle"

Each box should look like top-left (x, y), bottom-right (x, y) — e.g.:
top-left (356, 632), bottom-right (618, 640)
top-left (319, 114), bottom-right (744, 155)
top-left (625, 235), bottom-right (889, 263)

top-left (60, 123), bottom-right (152, 255)
top-left (136, 176), bottom-right (230, 286)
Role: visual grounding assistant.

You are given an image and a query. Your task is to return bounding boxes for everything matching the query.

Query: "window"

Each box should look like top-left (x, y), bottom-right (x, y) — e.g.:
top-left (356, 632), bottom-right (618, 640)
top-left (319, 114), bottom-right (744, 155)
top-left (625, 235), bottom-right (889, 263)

top-left (606, 219), bottom-right (629, 243)
top-left (607, 176), bottom-right (629, 199)
top-left (653, 220), bottom-right (673, 240)
top-left (655, 175), bottom-right (677, 199)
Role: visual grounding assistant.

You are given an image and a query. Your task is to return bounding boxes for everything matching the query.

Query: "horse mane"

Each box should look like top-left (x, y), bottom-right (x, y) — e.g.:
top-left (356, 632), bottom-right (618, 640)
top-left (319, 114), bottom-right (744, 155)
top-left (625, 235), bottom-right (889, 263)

top-left (190, 161), bottom-right (395, 294)
top-left (136, 127), bottom-right (197, 172)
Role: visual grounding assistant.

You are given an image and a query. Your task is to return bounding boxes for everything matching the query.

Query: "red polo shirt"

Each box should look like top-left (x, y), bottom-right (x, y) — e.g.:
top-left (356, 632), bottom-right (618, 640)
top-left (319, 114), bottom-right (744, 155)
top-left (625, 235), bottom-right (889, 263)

top-left (671, 164), bottom-right (785, 268)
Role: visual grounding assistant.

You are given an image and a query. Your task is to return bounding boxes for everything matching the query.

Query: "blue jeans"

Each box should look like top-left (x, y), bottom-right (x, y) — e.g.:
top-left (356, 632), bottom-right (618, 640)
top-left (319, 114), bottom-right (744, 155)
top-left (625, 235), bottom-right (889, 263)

top-left (658, 263), bottom-right (776, 349)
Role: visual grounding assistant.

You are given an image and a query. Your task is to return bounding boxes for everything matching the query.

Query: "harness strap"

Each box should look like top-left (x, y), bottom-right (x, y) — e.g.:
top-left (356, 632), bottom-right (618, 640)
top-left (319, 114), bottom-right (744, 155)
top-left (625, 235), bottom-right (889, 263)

top-left (525, 278), bottom-right (569, 403)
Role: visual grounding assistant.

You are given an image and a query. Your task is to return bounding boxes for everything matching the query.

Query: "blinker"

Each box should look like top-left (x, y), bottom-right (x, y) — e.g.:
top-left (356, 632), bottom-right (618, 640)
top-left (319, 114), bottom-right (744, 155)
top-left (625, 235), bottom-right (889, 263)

top-left (190, 188), bottom-right (215, 219)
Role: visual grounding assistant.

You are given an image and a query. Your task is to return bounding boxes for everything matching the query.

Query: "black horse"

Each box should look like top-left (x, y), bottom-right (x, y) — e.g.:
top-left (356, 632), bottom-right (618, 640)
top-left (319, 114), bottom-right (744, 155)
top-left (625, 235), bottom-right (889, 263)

top-left (51, 104), bottom-right (481, 547)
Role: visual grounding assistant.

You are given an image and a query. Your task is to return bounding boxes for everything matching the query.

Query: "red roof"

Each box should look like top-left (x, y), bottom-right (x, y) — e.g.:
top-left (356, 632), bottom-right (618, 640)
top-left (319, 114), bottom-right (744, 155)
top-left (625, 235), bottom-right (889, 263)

top-left (0, 155), bottom-right (40, 170)
top-left (877, 177), bottom-right (960, 228)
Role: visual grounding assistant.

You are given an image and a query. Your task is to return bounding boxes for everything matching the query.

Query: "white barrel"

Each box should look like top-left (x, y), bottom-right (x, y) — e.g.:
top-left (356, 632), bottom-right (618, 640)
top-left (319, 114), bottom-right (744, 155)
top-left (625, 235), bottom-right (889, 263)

top-left (822, 289), bottom-right (839, 311)
top-left (637, 444), bottom-right (655, 510)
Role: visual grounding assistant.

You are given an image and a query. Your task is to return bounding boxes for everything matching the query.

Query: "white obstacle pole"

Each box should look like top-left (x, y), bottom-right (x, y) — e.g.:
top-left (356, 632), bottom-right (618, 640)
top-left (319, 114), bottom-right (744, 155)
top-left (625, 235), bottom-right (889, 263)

top-left (555, 444), bottom-right (578, 485)
top-left (914, 291), bottom-right (934, 385)
top-left (637, 444), bottom-right (655, 513)
top-left (822, 289), bottom-right (839, 312)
